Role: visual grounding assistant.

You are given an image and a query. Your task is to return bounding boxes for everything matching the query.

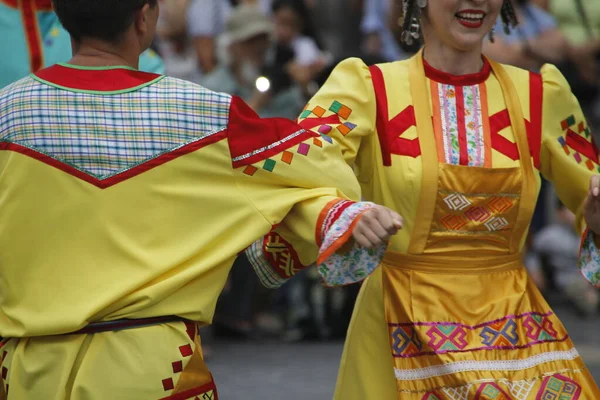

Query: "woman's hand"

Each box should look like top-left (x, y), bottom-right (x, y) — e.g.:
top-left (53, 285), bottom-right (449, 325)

top-left (583, 175), bottom-right (600, 234)
top-left (352, 205), bottom-right (403, 248)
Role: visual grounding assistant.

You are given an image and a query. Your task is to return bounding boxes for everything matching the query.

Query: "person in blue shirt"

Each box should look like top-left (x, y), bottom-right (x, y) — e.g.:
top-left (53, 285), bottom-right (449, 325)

top-left (0, 0), bottom-right (163, 88)
top-left (483, 0), bottom-right (567, 71)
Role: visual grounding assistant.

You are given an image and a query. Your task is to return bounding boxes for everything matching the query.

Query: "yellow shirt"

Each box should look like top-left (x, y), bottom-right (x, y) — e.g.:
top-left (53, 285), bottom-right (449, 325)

top-left (0, 63), bottom-right (363, 337)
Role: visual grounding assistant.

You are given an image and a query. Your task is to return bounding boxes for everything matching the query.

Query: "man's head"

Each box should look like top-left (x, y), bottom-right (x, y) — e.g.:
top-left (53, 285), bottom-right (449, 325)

top-left (52, 0), bottom-right (159, 51)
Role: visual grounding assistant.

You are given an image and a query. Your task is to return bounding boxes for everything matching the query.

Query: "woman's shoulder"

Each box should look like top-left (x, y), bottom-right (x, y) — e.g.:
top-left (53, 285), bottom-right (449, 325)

top-left (333, 56), bottom-right (411, 75)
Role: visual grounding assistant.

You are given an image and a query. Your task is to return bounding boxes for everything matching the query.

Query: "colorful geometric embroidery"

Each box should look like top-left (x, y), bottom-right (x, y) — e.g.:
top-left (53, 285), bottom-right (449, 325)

top-left (439, 192), bottom-right (517, 233)
top-left (558, 115), bottom-right (599, 171)
top-left (426, 325), bottom-right (468, 351)
top-left (329, 100), bottom-right (352, 120)
top-left (388, 312), bottom-right (565, 358)
top-left (524, 314), bottom-right (558, 341)
top-left (536, 374), bottom-right (581, 399)
top-left (440, 191), bottom-right (519, 232)
top-left (263, 159), bottom-right (276, 172)
top-left (414, 375), bottom-right (565, 400)
top-left (337, 121), bottom-right (357, 136)
top-left (474, 383), bottom-right (512, 399)
top-left (444, 194), bottom-right (472, 211)
top-left (243, 165), bottom-right (258, 176)
top-left (422, 393), bottom-right (443, 400)
top-left (263, 232), bottom-right (305, 279)
top-left (443, 384), bottom-right (473, 400)
top-left (318, 125), bottom-right (333, 135)
top-left (480, 319), bottom-right (519, 346)
top-left (247, 231), bottom-right (308, 289)
top-left (241, 137), bottom-right (332, 175)
top-left (391, 326), bottom-right (423, 355)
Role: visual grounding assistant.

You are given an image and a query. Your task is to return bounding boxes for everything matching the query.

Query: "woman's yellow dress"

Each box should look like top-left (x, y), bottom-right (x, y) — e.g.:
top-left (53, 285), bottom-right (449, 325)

top-left (290, 52), bottom-right (600, 399)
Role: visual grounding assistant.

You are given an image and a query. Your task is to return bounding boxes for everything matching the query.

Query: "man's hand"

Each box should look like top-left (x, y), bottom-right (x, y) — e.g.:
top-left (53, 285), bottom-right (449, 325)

top-left (352, 205), bottom-right (403, 248)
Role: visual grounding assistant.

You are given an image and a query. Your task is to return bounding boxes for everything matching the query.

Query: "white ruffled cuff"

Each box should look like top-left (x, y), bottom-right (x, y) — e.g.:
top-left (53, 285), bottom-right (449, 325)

top-left (316, 202), bottom-right (387, 287)
top-left (578, 228), bottom-right (600, 287)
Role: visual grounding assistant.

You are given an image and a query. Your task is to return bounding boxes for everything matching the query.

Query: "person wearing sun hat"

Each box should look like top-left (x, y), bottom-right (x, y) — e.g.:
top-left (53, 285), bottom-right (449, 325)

top-left (201, 3), bottom-right (305, 119)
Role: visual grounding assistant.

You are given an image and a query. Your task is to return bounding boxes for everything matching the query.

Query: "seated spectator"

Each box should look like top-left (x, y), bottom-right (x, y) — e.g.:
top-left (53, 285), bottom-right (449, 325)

top-left (483, 0), bottom-right (567, 71)
top-left (533, 201), bottom-right (599, 317)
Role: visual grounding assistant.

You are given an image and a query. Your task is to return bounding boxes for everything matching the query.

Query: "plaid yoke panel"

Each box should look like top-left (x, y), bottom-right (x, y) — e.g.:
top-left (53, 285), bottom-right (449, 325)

top-left (0, 77), bottom-right (232, 179)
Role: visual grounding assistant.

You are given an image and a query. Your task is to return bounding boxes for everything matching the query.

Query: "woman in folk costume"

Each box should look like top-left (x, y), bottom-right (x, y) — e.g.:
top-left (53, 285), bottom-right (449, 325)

top-left (0, 0), bottom-right (403, 398)
top-left (251, 0), bottom-right (600, 398)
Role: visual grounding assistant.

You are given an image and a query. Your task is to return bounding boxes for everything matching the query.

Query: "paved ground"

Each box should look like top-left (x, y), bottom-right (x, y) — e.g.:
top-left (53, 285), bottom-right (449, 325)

top-left (206, 305), bottom-right (600, 399)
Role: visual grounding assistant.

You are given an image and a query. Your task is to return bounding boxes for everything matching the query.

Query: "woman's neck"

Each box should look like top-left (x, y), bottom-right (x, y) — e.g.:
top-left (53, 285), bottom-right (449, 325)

top-left (69, 38), bottom-right (140, 69)
top-left (422, 43), bottom-right (484, 76)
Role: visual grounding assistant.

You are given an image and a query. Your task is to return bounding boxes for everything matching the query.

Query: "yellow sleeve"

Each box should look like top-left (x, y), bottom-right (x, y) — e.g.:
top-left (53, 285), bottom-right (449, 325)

top-left (298, 58), bottom-right (376, 178)
top-left (539, 64), bottom-right (598, 230)
top-left (539, 64), bottom-right (600, 286)
top-left (228, 96), bottom-right (381, 288)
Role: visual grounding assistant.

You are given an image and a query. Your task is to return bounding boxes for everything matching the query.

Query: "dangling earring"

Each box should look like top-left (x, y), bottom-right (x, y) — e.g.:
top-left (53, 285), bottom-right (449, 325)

top-left (401, 0), bottom-right (425, 45)
top-left (488, 27), bottom-right (495, 43)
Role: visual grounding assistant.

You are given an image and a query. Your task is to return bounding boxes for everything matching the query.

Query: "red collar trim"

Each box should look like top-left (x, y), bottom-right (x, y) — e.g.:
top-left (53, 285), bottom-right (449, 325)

top-left (33, 64), bottom-right (163, 93)
top-left (423, 57), bottom-right (491, 86)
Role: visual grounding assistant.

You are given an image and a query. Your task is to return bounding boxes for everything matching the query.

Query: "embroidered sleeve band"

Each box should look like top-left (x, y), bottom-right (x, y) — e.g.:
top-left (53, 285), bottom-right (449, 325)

top-left (246, 232), bottom-right (307, 289)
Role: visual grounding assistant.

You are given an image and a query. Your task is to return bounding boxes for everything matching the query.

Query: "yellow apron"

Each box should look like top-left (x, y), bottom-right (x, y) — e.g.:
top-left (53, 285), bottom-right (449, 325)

top-left (378, 56), bottom-right (600, 398)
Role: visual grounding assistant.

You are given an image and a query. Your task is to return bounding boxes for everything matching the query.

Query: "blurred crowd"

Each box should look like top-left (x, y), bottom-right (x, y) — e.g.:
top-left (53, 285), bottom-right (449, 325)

top-left (151, 0), bottom-right (600, 343)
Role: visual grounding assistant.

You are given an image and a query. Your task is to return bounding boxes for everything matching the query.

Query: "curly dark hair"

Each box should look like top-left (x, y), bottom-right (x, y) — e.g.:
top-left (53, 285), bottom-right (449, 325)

top-left (52, 0), bottom-right (158, 43)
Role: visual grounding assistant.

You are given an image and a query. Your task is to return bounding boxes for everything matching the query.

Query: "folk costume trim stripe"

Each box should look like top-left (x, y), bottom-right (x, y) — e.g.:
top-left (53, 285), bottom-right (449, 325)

top-left (393, 348), bottom-right (581, 381)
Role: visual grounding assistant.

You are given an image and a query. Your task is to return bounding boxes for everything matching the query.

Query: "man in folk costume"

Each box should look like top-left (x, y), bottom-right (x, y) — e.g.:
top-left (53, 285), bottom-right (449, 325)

top-left (0, 0), bottom-right (402, 398)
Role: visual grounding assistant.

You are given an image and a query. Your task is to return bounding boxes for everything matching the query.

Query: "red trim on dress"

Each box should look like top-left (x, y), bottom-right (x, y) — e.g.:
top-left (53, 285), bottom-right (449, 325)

top-left (388, 106), bottom-right (421, 158)
top-left (455, 86), bottom-right (469, 165)
top-left (566, 130), bottom-right (600, 162)
top-left (370, 66), bottom-right (421, 161)
top-left (228, 96), bottom-right (317, 168)
top-left (35, 64), bottom-right (162, 91)
top-left (529, 71), bottom-right (543, 169)
top-left (423, 57), bottom-right (491, 86)
top-left (369, 65), bottom-right (393, 166)
top-left (20, 0), bottom-right (44, 72)
top-left (261, 231), bottom-right (306, 279)
top-left (0, 132), bottom-right (227, 189)
top-left (298, 115), bottom-right (341, 130)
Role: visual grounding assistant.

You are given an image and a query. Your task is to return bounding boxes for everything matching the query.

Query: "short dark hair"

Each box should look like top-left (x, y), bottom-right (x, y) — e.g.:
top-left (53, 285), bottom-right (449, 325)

top-left (52, 0), bottom-right (158, 42)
